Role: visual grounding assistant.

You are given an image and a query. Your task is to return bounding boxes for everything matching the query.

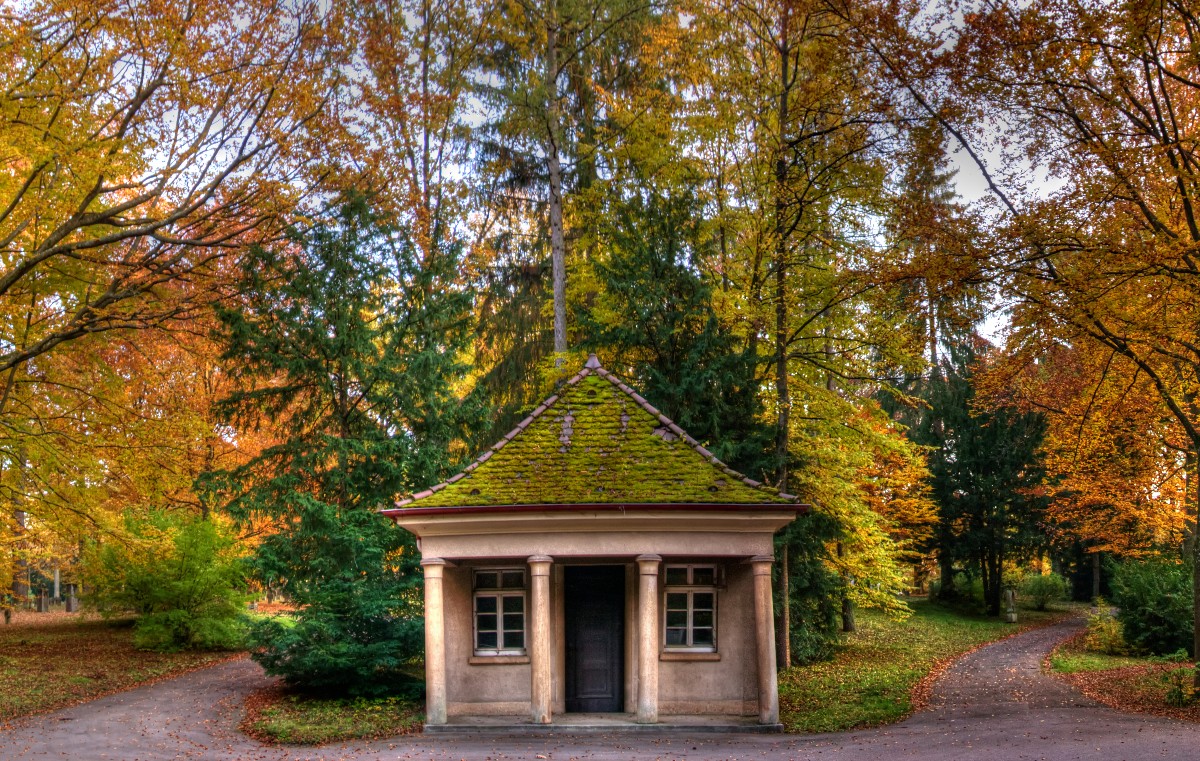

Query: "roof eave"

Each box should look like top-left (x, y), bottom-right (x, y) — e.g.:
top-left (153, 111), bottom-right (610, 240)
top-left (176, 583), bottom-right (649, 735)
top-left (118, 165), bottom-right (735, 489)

top-left (380, 501), bottom-right (811, 519)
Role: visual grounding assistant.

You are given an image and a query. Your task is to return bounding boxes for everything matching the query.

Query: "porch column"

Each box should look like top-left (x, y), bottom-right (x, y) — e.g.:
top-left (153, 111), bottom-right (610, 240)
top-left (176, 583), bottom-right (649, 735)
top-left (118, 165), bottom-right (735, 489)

top-left (749, 554), bottom-right (780, 725)
top-left (636, 553), bottom-right (662, 724)
top-left (421, 558), bottom-right (450, 725)
top-left (528, 555), bottom-right (554, 724)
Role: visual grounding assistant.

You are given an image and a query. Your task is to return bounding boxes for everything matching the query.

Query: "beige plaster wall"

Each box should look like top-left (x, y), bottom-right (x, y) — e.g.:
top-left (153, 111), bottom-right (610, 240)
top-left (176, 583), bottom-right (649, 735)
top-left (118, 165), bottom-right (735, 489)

top-left (657, 562), bottom-right (758, 716)
top-left (443, 565), bottom-right (531, 716)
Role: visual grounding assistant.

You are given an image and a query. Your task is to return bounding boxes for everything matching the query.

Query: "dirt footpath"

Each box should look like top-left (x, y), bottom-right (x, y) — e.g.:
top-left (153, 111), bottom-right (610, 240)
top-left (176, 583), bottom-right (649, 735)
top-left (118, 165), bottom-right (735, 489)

top-left (1, 617), bottom-right (1196, 760)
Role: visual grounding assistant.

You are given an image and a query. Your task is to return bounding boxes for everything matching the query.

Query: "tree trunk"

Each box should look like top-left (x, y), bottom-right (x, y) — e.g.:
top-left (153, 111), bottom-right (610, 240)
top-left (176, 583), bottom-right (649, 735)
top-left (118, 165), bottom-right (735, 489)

top-left (772, 6), bottom-right (791, 491)
top-left (1193, 456), bottom-right (1200, 689)
top-left (836, 540), bottom-right (856, 632)
top-left (772, 5), bottom-right (792, 652)
top-left (776, 543), bottom-right (790, 670)
top-left (984, 550), bottom-right (1003, 617)
top-left (938, 551), bottom-right (954, 600)
top-left (1091, 551), bottom-right (1101, 601)
top-left (545, 1), bottom-right (567, 356)
top-left (11, 510), bottom-right (26, 602)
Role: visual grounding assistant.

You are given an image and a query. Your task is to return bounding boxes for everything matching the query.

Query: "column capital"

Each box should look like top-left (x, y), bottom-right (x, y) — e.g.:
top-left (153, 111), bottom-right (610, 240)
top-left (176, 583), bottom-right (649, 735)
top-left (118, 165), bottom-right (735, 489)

top-left (746, 555), bottom-right (774, 574)
top-left (636, 554), bottom-right (662, 574)
top-left (527, 555), bottom-right (554, 577)
top-left (421, 558), bottom-right (452, 577)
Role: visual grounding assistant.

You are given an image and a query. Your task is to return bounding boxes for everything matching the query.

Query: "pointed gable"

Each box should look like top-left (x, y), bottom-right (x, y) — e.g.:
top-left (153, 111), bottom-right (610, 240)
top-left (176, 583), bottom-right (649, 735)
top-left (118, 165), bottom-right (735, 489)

top-left (395, 355), bottom-right (795, 508)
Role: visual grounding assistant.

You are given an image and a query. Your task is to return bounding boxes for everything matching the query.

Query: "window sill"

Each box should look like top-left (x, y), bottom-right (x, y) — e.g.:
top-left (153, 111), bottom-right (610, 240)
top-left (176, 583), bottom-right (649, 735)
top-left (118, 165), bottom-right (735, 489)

top-left (660, 651), bottom-right (720, 662)
top-left (469, 654), bottom-right (530, 665)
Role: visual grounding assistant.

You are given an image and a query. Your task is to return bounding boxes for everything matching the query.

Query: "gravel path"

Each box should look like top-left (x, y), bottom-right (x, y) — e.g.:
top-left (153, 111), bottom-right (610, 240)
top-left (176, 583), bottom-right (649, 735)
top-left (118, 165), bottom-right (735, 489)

top-left (2, 617), bottom-right (1197, 760)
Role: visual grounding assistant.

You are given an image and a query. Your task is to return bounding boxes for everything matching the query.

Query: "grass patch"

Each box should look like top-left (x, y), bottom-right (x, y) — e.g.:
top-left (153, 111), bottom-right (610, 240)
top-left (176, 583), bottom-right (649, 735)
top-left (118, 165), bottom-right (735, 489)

top-left (1049, 630), bottom-right (1200, 723)
top-left (243, 688), bottom-right (423, 745)
top-left (779, 598), bottom-right (1073, 733)
top-left (1049, 638), bottom-right (1145, 673)
top-left (0, 611), bottom-right (239, 722)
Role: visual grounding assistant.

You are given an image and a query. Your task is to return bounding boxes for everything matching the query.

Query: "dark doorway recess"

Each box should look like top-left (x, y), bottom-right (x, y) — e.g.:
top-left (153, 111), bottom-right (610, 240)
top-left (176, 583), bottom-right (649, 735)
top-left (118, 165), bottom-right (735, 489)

top-left (564, 565), bottom-right (625, 712)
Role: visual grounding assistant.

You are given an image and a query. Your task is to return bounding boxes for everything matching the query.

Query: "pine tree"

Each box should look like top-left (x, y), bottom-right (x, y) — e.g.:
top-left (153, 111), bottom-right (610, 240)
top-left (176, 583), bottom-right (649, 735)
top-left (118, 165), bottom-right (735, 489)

top-left (579, 189), bottom-right (774, 476)
top-left (918, 340), bottom-right (1047, 616)
top-left (203, 196), bottom-right (483, 696)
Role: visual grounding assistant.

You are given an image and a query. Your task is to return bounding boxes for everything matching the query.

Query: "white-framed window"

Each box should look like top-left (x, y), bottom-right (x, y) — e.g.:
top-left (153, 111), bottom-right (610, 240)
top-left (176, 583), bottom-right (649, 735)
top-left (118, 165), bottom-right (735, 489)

top-left (473, 568), bottom-right (526, 655)
top-left (663, 564), bottom-right (717, 651)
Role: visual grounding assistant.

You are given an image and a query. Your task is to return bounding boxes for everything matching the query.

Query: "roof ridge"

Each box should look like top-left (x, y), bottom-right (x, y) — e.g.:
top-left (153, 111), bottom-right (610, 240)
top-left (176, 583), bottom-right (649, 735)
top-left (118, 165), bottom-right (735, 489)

top-left (392, 354), bottom-right (796, 508)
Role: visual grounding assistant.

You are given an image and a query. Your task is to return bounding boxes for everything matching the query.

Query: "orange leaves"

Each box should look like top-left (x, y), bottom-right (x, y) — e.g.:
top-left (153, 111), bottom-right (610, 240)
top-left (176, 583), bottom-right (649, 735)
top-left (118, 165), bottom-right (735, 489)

top-left (988, 339), bottom-right (1190, 555)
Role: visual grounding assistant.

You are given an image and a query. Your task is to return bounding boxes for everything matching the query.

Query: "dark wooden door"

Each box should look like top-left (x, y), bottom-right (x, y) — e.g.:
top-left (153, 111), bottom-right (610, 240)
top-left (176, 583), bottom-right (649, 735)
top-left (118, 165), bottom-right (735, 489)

top-left (565, 565), bottom-right (624, 712)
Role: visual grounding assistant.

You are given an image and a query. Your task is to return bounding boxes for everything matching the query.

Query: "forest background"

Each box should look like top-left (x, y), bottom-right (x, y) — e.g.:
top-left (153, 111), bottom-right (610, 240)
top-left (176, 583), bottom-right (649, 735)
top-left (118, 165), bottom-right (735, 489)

top-left (2, 0), bottom-right (1198, 683)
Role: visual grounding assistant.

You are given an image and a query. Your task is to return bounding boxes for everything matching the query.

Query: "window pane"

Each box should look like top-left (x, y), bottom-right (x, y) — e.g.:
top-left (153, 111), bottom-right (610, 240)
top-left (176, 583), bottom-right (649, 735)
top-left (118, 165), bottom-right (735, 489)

top-left (503, 613), bottom-right (524, 631)
top-left (476, 572), bottom-right (500, 590)
top-left (692, 567), bottom-right (715, 585)
top-left (665, 567), bottom-right (688, 585)
top-left (505, 630), bottom-right (525, 649)
top-left (665, 628), bottom-right (686, 646)
top-left (666, 610), bottom-right (688, 628)
top-left (666, 593), bottom-right (688, 610)
top-left (693, 627), bottom-right (714, 646)
top-left (502, 595), bottom-right (524, 613)
top-left (693, 610), bottom-right (713, 628)
top-left (693, 592), bottom-right (714, 611)
top-left (476, 596), bottom-right (497, 613)
top-left (477, 631), bottom-right (497, 648)
top-left (476, 613), bottom-right (497, 632)
top-left (501, 571), bottom-right (525, 589)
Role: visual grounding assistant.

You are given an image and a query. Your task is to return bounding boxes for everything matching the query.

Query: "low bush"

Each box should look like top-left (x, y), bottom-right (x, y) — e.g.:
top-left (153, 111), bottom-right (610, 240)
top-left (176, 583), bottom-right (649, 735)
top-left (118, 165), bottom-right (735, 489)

top-left (1083, 605), bottom-right (1128, 655)
top-left (1163, 667), bottom-right (1196, 707)
top-left (1020, 572), bottom-right (1067, 611)
top-left (86, 514), bottom-right (248, 652)
top-left (1111, 557), bottom-right (1193, 657)
top-left (245, 507), bottom-right (424, 698)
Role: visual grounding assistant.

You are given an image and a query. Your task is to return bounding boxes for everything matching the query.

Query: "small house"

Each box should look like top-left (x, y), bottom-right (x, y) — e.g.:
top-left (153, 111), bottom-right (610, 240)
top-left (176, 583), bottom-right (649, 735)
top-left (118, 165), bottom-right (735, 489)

top-left (382, 355), bottom-right (802, 729)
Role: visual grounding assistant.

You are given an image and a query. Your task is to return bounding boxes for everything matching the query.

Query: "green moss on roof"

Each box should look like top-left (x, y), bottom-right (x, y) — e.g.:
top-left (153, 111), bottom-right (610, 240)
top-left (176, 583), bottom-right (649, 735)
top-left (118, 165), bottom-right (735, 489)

top-left (399, 362), bottom-right (793, 508)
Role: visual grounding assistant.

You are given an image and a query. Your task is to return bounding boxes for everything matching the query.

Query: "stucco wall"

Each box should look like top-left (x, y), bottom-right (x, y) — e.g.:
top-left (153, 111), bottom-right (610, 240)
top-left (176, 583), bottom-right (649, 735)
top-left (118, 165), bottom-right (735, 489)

top-left (443, 565), bottom-right (532, 716)
top-left (657, 562), bottom-right (758, 716)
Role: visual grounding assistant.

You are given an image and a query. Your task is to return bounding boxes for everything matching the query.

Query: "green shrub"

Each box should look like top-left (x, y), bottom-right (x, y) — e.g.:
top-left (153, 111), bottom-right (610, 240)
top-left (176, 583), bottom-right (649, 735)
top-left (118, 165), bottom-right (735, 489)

top-left (1163, 666), bottom-right (1196, 707)
top-left (245, 507), bottom-right (424, 698)
top-left (1111, 557), bottom-right (1193, 657)
top-left (1019, 572), bottom-right (1067, 611)
top-left (86, 514), bottom-right (248, 652)
top-left (1083, 607), bottom-right (1128, 655)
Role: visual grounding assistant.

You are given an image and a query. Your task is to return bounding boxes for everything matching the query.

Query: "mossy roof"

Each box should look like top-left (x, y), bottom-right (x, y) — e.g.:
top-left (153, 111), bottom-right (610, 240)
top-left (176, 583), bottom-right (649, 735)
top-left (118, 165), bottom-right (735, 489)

top-left (392, 355), bottom-right (796, 509)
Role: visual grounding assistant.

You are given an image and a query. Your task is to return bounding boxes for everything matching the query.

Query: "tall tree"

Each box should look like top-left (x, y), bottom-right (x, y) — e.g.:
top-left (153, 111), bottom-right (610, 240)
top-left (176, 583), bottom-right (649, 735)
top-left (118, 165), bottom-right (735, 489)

top-left (919, 339), bottom-right (1047, 615)
top-left (473, 0), bottom-right (670, 373)
top-left (865, 0), bottom-right (1200, 670)
top-left (204, 197), bottom-right (482, 695)
top-left (0, 0), bottom-right (342, 591)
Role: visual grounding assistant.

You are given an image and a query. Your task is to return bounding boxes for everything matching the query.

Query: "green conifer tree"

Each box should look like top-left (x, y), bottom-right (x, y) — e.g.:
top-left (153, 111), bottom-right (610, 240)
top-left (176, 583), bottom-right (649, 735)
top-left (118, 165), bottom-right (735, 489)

top-left (203, 196), bottom-right (483, 696)
top-left (918, 340), bottom-right (1047, 616)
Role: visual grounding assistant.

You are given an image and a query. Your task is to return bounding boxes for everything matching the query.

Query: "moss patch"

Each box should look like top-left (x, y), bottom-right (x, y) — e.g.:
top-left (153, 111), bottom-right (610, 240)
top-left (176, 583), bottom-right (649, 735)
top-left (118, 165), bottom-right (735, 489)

top-left (409, 372), bottom-right (790, 507)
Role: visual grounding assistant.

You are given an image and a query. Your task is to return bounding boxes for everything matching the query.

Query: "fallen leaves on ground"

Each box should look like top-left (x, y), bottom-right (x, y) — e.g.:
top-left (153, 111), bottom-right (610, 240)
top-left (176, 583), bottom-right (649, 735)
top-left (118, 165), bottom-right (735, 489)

top-left (0, 611), bottom-right (241, 724)
top-left (240, 685), bottom-right (424, 746)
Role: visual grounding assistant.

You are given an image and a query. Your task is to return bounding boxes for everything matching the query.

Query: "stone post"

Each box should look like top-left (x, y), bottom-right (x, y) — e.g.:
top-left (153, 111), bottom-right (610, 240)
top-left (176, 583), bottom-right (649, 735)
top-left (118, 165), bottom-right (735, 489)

top-left (636, 554), bottom-right (662, 724)
top-left (421, 558), bottom-right (450, 725)
top-left (749, 555), bottom-right (779, 725)
top-left (528, 555), bottom-right (554, 724)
